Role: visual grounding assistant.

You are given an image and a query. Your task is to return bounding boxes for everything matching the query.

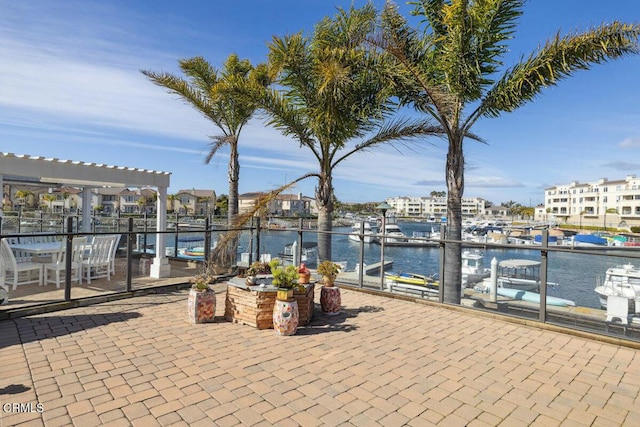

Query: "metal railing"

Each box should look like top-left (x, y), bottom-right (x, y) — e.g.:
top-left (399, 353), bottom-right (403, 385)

top-left (2, 216), bottom-right (640, 343)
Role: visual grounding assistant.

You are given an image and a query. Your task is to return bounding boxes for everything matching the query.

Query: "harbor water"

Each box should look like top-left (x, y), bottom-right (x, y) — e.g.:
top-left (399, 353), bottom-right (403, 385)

top-left (154, 221), bottom-right (638, 310)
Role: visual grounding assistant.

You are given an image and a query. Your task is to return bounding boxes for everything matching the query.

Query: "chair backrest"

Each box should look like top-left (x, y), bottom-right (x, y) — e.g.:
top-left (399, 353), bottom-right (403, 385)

top-left (108, 234), bottom-right (121, 260)
top-left (50, 241), bottom-right (66, 264)
top-left (71, 237), bottom-right (88, 263)
top-left (87, 236), bottom-right (113, 263)
top-left (0, 239), bottom-right (18, 269)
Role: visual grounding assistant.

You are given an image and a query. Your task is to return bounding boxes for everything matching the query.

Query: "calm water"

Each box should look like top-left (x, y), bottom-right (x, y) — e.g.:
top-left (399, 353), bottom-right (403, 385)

top-left (159, 221), bottom-right (639, 310)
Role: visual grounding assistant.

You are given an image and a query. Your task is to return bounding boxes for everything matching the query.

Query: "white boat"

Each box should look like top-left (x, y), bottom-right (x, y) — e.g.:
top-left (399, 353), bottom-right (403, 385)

top-left (377, 218), bottom-right (408, 244)
top-left (475, 259), bottom-right (558, 292)
top-left (461, 250), bottom-right (490, 287)
top-left (594, 264), bottom-right (640, 312)
top-left (348, 222), bottom-right (375, 244)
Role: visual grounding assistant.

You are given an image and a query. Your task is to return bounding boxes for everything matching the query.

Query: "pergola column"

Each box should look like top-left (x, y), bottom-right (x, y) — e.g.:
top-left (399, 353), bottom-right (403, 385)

top-left (151, 185), bottom-right (171, 278)
top-left (82, 188), bottom-right (92, 233)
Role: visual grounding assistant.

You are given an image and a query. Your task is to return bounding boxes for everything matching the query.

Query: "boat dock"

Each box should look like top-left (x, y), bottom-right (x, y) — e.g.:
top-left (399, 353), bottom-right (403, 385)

top-left (334, 259), bottom-right (394, 287)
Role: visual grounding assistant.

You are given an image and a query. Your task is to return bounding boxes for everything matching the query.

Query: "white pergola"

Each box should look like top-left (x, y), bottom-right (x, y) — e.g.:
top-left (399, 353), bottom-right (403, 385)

top-left (0, 152), bottom-right (172, 278)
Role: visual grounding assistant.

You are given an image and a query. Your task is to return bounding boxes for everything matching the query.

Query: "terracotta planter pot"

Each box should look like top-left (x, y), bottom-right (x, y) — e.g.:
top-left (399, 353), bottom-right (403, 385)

top-left (298, 272), bottom-right (311, 284)
top-left (322, 275), bottom-right (336, 287)
top-left (188, 288), bottom-right (216, 324)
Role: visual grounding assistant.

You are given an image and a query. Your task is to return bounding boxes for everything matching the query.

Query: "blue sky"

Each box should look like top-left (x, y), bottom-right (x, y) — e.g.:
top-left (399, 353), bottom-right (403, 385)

top-left (1, 1), bottom-right (639, 206)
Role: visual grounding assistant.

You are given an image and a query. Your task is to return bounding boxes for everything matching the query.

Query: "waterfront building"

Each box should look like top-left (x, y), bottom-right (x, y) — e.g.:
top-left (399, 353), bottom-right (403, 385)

top-left (386, 195), bottom-right (487, 219)
top-left (545, 175), bottom-right (640, 229)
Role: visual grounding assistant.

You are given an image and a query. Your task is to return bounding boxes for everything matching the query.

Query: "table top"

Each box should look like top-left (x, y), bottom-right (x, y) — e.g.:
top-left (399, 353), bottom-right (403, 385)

top-left (9, 242), bottom-right (64, 254)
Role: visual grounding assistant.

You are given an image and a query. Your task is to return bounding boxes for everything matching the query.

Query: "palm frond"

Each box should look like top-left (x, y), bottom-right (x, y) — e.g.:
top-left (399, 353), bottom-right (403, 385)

top-left (204, 135), bottom-right (235, 164)
top-left (332, 117), bottom-right (446, 168)
top-left (209, 173), bottom-right (317, 269)
top-left (481, 21), bottom-right (640, 118)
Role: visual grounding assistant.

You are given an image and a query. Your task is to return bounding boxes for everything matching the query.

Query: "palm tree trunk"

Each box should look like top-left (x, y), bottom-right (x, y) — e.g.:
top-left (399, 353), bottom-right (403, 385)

top-left (444, 134), bottom-right (463, 304)
top-left (227, 141), bottom-right (240, 224)
top-left (316, 172), bottom-right (333, 262)
top-left (221, 140), bottom-right (240, 269)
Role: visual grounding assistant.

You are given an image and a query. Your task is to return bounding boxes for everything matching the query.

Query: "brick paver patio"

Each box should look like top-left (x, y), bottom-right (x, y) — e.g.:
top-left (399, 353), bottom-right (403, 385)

top-left (1, 284), bottom-right (639, 426)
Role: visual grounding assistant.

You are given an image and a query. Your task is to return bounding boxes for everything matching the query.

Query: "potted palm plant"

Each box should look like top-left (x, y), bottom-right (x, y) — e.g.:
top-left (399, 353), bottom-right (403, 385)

top-left (246, 261), bottom-right (272, 286)
top-left (270, 258), bottom-right (298, 300)
top-left (317, 260), bottom-right (342, 315)
top-left (317, 260), bottom-right (341, 287)
top-left (187, 270), bottom-right (216, 324)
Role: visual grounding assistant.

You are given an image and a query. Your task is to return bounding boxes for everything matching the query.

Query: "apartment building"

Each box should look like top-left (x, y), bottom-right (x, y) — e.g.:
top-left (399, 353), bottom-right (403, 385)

top-left (545, 175), bottom-right (640, 228)
top-left (386, 195), bottom-right (487, 219)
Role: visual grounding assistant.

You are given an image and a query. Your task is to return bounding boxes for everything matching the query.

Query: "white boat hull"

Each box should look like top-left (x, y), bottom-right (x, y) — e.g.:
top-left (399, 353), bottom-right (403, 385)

top-left (594, 264), bottom-right (640, 312)
top-left (348, 233), bottom-right (375, 244)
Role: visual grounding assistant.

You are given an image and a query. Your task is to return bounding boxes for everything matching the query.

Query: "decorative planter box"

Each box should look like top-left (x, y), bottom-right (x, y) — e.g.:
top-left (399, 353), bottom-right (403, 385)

top-left (225, 278), bottom-right (314, 329)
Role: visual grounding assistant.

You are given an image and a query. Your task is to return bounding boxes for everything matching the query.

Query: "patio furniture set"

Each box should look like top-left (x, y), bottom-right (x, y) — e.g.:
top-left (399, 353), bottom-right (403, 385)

top-left (0, 234), bottom-right (121, 296)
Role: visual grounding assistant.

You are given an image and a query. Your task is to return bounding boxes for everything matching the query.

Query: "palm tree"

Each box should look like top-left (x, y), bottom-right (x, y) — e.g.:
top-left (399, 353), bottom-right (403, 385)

top-left (167, 194), bottom-right (177, 213)
top-left (42, 194), bottom-right (56, 212)
top-left (379, 0), bottom-right (640, 303)
top-left (262, 4), bottom-right (442, 261)
top-left (137, 196), bottom-right (147, 214)
top-left (142, 55), bottom-right (271, 225)
top-left (15, 189), bottom-right (33, 210)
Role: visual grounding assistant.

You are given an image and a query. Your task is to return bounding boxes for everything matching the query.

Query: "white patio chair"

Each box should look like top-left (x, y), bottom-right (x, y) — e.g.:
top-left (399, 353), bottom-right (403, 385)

top-left (80, 235), bottom-right (113, 284)
top-left (44, 237), bottom-right (87, 288)
top-left (107, 234), bottom-right (121, 276)
top-left (0, 239), bottom-right (43, 290)
top-left (5, 237), bottom-right (32, 263)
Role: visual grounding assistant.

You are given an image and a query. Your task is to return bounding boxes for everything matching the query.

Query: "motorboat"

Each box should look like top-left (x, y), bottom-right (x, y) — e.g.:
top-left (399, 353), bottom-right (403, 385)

top-left (461, 250), bottom-right (490, 286)
top-left (385, 272), bottom-right (439, 292)
top-left (377, 218), bottom-right (408, 244)
top-left (475, 259), bottom-right (557, 292)
top-left (594, 264), bottom-right (640, 312)
top-left (348, 221), bottom-right (375, 244)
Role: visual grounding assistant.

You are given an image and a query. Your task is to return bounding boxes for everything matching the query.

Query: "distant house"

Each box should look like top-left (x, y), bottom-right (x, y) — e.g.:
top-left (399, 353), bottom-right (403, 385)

top-left (173, 189), bottom-right (216, 215)
top-left (239, 192), bottom-right (315, 217)
top-left (93, 188), bottom-right (157, 214)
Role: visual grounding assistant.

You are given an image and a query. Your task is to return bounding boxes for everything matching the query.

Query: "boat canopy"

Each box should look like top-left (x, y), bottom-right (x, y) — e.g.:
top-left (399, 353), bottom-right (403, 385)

top-left (499, 259), bottom-right (540, 268)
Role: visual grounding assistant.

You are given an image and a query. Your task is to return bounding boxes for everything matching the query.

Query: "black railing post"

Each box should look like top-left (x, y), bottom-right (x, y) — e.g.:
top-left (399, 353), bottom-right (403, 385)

top-left (438, 223), bottom-right (446, 304)
top-left (379, 214), bottom-right (386, 291)
top-left (539, 229), bottom-right (549, 322)
top-left (297, 218), bottom-right (304, 266)
top-left (143, 212), bottom-right (148, 255)
top-left (40, 212), bottom-right (43, 232)
top-left (173, 216), bottom-right (179, 258)
top-left (358, 221), bottom-right (365, 288)
top-left (64, 216), bottom-right (73, 301)
top-left (255, 217), bottom-right (261, 262)
top-left (204, 217), bottom-right (211, 264)
top-left (126, 217), bottom-right (133, 292)
top-left (248, 217), bottom-right (254, 266)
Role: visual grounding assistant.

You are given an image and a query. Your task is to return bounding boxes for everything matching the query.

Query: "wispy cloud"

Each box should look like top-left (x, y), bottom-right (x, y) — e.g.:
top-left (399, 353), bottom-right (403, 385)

top-left (618, 138), bottom-right (640, 148)
top-left (465, 176), bottom-right (524, 188)
top-left (602, 161), bottom-right (640, 170)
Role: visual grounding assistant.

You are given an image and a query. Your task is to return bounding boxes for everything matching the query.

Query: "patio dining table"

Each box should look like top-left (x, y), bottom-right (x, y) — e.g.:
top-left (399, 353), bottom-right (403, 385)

top-left (9, 242), bottom-right (64, 255)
